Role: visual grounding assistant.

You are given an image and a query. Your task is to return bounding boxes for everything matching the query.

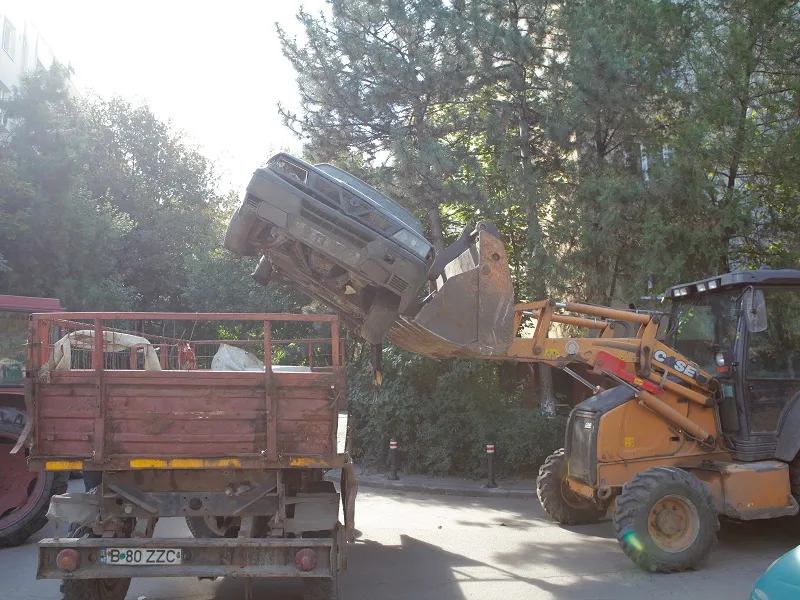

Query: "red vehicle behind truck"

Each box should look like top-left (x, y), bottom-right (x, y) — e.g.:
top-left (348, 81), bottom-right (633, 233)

top-left (26, 311), bottom-right (355, 600)
top-left (0, 294), bottom-right (67, 547)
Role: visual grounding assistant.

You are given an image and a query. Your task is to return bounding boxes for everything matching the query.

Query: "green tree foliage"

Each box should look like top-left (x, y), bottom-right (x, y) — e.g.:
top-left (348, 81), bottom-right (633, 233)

top-left (278, 0), bottom-right (800, 475)
top-left (0, 66), bottom-right (229, 311)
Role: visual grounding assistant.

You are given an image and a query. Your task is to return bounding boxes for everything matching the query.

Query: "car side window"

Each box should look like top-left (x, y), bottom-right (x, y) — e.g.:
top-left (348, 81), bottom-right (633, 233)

top-left (747, 289), bottom-right (800, 379)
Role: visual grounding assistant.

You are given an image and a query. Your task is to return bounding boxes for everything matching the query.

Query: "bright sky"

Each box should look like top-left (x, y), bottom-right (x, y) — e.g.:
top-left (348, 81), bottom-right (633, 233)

top-left (15, 0), bottom-right (326, 193)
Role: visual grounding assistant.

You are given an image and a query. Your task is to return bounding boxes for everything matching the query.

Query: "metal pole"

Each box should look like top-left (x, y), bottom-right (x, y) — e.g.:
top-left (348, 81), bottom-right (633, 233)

top-left (484, 443), bottom-right (497, 489)
top-left (388, 439), bottom-right (399, 480)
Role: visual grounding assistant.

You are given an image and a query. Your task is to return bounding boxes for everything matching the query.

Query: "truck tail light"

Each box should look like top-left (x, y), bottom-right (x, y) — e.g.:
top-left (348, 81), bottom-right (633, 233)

top-left (56, 549), bottom-right (80, 572)
top-left (295, 548), bottom-right (317, 571)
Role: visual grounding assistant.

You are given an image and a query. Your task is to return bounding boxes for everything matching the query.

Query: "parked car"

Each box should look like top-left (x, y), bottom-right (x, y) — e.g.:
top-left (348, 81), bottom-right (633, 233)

top-left (750, 545), bottom-right (800, 599)
top-left (225, 153), bottom-right (434, 342)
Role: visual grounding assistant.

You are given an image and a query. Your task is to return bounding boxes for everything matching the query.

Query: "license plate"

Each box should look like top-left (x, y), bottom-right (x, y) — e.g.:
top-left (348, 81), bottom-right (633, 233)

top-left (100, 548), bottom-right (182, 565)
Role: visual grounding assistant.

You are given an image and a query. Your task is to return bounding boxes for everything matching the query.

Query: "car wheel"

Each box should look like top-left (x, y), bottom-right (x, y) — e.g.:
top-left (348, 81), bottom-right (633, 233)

top-left (361, 289), bottom-right (400, 344)
top-left (224, 209), bottom-right (257, 256)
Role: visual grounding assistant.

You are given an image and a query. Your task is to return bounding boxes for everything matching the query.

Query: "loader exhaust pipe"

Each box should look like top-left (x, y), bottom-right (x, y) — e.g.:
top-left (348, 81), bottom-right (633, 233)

top-left (387, 222), bottom-right (516, 359)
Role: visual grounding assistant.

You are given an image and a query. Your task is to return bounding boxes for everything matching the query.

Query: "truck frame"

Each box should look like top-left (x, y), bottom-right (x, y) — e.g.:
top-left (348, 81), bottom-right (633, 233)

top-left (25, 312), bottom-right (356, 600)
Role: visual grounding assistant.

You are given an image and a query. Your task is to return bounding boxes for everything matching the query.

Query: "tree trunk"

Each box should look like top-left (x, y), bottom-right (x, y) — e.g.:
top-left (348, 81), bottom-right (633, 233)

top-left (538, 363), bottom-right (555, 415)
top-left (427, 206), bottom-right (445, 254)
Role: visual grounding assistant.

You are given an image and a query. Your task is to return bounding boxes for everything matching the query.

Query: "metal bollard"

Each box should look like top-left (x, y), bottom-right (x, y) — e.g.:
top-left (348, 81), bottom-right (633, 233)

top-left (484, 443), bottom-right (498, 489)
top-left (388, 439), bottom-right (399, 480)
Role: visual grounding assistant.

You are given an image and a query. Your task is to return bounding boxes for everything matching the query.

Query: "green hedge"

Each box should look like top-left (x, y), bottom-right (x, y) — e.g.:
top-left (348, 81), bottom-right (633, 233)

top-left (346, 347), bottom-right (565, 478)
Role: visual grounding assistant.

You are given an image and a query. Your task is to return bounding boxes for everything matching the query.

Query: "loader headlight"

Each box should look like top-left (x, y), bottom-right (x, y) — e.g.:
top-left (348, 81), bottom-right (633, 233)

top-left (391, 229), bottom-right (431, 259)
top-left (715, 352), bottom-right (726, 367)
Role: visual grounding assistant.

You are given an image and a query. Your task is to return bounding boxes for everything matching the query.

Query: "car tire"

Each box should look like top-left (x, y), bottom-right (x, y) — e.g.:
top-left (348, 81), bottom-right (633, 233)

top-left (361, 289), bottom-right (400, 344)
top-left (224, 209), bottom-right (257, 257)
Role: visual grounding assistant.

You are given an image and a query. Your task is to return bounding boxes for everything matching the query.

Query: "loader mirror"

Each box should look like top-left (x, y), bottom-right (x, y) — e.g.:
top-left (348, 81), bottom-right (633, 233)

top-left (743, 288), bottom-right (767, 333)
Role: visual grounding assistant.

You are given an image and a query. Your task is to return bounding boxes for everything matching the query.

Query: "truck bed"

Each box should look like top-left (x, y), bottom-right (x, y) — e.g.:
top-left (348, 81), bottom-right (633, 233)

top-left (25, 312), bottom-right (346, 472)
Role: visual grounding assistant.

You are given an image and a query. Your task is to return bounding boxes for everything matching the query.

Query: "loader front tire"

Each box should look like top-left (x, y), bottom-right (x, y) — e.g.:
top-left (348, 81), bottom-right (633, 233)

top-left (613, 466), bottom-right (718, 573)
top-left (536, 449), bottom-right (606, 525)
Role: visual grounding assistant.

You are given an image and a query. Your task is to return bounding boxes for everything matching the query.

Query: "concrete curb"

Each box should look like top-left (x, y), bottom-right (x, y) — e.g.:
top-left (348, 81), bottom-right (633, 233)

top-left (324, 470), bottom-right (536, 499)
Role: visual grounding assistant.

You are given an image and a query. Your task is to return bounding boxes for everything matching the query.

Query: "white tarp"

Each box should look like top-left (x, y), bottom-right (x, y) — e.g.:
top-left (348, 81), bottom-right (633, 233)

top-left (53, 330), bottom-right (162, 371)
top-left (210, 344), bottom-right (311, 373)
top-left (211, 344), bottom-right (264, 371)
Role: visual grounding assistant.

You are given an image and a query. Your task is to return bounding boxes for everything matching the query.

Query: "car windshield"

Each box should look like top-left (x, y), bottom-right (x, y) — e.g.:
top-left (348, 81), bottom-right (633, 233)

top-left (315, 164), bottom-right (424, 235)
top-left (668, 291), bottom-right (740, 373)
top-left (0, 310), bottom-right (29, 385)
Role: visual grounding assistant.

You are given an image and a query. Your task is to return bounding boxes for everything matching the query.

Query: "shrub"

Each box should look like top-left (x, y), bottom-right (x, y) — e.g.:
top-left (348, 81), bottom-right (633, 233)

top-left (347, 346), bottom-right (565, 478)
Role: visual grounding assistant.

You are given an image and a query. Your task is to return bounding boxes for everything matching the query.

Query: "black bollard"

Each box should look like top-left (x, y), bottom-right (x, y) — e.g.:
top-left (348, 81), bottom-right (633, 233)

top-left (388, 439), bottom-right (399, 480)
top-left (484, 443), bottom-right (498, 489)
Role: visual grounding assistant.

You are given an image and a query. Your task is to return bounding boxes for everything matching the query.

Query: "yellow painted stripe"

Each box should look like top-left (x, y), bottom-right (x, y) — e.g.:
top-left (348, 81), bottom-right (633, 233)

top-left (288, 457), bottom-right (331, 468)
top-left (128, 458), bottom-right (242, 469)
top-left (45, 461), bottom-right (83, 471)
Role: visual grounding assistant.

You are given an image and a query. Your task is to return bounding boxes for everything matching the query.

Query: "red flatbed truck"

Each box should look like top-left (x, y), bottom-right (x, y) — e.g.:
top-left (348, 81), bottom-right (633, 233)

top-left (26, 311), bottom-right (356, 600)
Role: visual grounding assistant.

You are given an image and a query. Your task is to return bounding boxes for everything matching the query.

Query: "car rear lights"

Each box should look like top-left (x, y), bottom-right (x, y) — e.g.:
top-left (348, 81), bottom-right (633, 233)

top-left (295, 548), bottom-right (317, 572)
top-left (56, 549), bottom-right (80, 572)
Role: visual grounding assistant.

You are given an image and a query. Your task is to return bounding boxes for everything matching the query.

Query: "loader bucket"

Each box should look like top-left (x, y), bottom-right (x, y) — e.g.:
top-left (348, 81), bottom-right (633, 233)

top-left (387, 223), bottom-right (515, 359)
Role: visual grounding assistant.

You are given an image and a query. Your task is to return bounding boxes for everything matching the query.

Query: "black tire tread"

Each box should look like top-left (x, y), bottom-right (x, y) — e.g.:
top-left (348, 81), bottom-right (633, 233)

top-left (612, 466), bottom-right (719, 573)
top-left (536, 448), bottom-right (605, 525)
top-left (0, 412), bottom-right (66, 547)
top-left (789, 454), bottom-right (800, 503)
top-left (303, 577), bottom-right (339, 600)
top-left (60, 578), bottom-right (131, 600)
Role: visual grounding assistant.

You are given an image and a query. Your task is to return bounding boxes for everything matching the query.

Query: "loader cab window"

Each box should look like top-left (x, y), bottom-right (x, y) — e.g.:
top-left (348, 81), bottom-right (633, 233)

top-left (669, 292), bottom-right (739, 374)
top-left (746, 288), bottom-right (800, 380)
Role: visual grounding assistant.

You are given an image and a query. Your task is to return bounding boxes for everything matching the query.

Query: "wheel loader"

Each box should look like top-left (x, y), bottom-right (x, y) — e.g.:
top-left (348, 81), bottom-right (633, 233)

top-left (226, 166), bottom-right (800, 572)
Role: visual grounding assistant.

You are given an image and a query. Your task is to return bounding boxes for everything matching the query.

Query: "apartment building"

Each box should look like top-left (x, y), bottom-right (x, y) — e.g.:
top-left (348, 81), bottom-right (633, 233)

top-left (0, 7), bottom-right (76, 128)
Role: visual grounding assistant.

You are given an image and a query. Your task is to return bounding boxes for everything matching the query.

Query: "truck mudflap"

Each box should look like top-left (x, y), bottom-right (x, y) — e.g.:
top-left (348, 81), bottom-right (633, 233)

top-left (389, 222), bottom-right (515, 358)
top-left (38, 535), bottom-right (340, 580)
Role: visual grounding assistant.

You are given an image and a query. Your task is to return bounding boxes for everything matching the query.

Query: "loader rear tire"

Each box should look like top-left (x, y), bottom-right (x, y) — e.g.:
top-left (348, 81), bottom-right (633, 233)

top-left (536, 449), bottom-right (606, 525)
top-left (789, 454), bottom-right (800, 504)
top-left (361, 289), bottom-right (400, 344)
top-left (613, 466), bottom-right (718, 573)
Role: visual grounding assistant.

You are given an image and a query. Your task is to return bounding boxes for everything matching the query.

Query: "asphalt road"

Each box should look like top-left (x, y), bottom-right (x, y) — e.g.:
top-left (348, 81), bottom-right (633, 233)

top-left (3, 480), bottom-right (795, 600)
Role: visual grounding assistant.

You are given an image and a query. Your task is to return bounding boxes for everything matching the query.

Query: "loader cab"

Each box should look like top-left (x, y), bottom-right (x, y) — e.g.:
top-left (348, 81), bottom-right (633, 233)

top-left (664, 270), bottom-right (800, 461)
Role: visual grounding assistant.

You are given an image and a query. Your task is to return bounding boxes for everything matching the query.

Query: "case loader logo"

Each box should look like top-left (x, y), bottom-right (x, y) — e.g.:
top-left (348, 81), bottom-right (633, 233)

top-left (653, 350), bottom-right (700, 380)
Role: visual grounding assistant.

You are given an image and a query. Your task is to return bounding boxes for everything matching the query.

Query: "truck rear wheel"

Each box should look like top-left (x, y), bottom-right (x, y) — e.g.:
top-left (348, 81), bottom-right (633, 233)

top-left (61, 520), bottom-right (131, 600)
top-left (61, 578), bottom-right (131, 600)
top-left (361, 289), bottom-right (400, 344)
top-left (303, 576), bottom-right (339, 600)
top-left (613, 466), bottom-right (718, 573)
top-left (185, 516), bottom-right (239, 538)
top-left (536, 449), bottom-right (606, 525)
top-left (0, 407), bottom-right (67, 547)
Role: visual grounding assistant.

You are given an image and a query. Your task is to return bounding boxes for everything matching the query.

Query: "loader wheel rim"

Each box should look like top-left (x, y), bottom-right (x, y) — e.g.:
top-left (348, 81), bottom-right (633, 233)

top-left (647, 494), bottom-right (699, 553)
top-left (0, 434), bottom-right (47, 529)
